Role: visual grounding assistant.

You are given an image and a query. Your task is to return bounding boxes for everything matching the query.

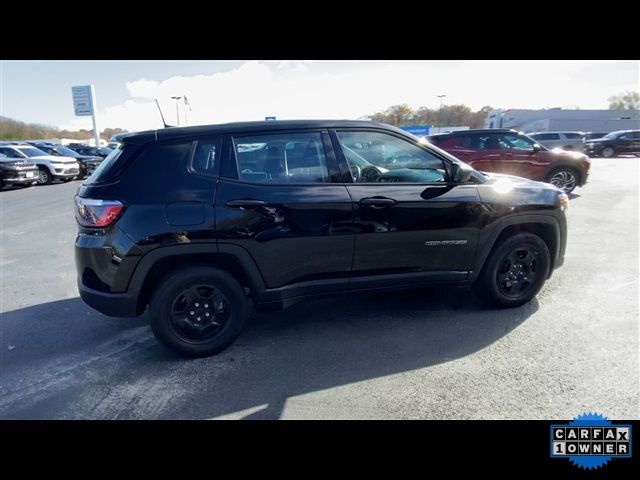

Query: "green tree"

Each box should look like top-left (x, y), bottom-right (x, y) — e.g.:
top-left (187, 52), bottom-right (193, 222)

top-left (0, 115), bottom-right (126, 141)
top-left (608, 91), bottom-right (640, 110)
top-left (366, 104), bottom-right (493, 129)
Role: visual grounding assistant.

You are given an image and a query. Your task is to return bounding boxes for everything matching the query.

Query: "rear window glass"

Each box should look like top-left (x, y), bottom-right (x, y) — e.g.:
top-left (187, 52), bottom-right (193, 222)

top-left (84, 145), bottom-right (126, 183)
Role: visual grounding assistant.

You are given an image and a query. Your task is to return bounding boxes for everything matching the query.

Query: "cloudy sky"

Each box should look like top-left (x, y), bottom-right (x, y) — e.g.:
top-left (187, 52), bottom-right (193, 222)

top-left (1, 60), bottom-right (638, 132)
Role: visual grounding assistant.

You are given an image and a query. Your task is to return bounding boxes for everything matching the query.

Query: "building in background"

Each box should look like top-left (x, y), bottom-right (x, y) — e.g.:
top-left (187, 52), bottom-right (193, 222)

top-left (484, 108), bottom-right (640, 133)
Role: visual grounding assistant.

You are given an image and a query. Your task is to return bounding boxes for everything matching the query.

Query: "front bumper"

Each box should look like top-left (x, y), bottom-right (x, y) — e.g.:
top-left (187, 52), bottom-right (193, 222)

top-left (79, 163), bottom-right (101, 177)
top-left (2, 171), bottom-right (38, 184)
top-left (52, 166), bottom-right (79, 178)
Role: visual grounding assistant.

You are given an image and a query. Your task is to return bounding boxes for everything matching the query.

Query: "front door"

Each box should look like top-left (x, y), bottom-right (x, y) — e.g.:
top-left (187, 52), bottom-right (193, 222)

top-left (332, 129), bottom-right (481, 282)
top-left (215, 130), bottom-right (353, 291)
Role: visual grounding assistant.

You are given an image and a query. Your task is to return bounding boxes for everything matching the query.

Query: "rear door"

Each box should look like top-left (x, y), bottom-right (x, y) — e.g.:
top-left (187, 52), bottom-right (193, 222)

top-left (215, 129), bottom-right (353, 292)
top-left (332, 129), bottom-right (480, 285)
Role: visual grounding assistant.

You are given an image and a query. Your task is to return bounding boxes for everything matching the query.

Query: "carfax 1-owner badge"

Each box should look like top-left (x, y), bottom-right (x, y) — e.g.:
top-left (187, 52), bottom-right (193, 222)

top-left (551, 412), bottom-right (632, 470)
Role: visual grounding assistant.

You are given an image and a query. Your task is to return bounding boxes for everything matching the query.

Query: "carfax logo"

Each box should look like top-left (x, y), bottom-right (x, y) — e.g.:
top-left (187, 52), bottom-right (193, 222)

top-left (551, 412), bottom-right (632, 470)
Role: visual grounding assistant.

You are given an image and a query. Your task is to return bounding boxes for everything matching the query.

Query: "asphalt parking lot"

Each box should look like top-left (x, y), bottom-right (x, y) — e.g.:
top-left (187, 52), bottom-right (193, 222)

top-left (0, 158), bottom-right (638, 420)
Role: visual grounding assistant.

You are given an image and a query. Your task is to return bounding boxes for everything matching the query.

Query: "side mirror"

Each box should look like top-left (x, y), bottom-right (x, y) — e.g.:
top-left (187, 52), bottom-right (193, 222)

top-left (532, 144), bottom-right (541, 152)
top-left (450, 162), bottom-right (473, 183)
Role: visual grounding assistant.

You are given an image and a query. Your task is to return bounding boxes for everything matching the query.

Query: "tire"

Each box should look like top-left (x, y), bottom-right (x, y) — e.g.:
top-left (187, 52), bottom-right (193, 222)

top-left (601, 146), bottom-right (615, 158)
top-left (473, 233), bottom-right (550, 308)
top-left (37, 167), bottom-right (52, 185)
top-left (546, 166), bottom-right (579, 194)
top-left (149, 267), bottom-right (248, 357)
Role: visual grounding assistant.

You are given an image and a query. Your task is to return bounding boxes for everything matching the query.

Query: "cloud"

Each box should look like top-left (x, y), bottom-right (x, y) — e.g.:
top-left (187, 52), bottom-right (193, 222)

top-left (58, 61), bottom-right (640, 132)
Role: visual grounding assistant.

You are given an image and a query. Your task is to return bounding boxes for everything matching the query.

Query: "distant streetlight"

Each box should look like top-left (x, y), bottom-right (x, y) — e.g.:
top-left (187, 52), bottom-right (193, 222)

top-left (437, 94), bottom-right (447, 109)
top-left (171, 96), bottom-right (182, 126)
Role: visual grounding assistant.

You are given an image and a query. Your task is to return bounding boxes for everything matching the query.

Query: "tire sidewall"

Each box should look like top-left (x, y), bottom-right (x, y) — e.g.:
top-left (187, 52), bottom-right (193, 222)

top-left (37, 167), bottom-right (51, 185)
top-left (149, 267), bottom-right (248, 357)
top-left (601, 147), bottom-right (615, 158)
top-left (477, 233), bottom-right (551, 308)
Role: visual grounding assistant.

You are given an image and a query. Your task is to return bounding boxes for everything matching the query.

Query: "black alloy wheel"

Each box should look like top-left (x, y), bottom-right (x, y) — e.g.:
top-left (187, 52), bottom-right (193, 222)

top-left (474, 233), bottom-right (550, 307)
top-left (170, 284), bottom-right (230, 342)
top-left (496, 247), bottom-right (539, 298)
top-left (149, 267), bottom-right (248, 357)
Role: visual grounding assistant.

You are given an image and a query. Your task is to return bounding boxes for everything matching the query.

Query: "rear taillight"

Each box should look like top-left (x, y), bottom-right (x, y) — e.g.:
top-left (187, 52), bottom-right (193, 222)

top-left (74, 197), bottom-right (124, 227)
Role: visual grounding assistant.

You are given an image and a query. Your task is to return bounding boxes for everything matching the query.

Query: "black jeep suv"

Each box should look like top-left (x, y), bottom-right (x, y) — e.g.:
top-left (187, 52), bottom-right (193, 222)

top-left (75, 120), bottom-right (569, 357)
top-left (583, 129), bottom-right (640, 158)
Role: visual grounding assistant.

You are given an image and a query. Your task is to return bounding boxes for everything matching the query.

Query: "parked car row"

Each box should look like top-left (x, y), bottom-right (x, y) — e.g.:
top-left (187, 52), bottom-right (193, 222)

top-left (526, 129), bottom-right (640, 156)
top-left (0, 142), bottom-right (111, 190)
top-left (582, 130), bottom-right (640, 158)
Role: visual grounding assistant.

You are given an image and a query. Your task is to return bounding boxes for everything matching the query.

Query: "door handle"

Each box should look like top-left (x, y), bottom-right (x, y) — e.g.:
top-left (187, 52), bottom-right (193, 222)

top-left (225, 199), bottom-right (266, 209)
top-left (359, 197), bottom-right (397, 208)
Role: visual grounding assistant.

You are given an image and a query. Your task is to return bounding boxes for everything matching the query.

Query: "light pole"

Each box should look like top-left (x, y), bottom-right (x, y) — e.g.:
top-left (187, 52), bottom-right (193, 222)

top-left (171, 96), bottom-right (182, 126)
top-left (437, 94), bottom-right (447, 109)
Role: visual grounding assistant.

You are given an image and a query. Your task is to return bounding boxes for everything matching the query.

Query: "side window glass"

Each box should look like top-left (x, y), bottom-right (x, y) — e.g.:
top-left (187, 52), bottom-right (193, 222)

top-left (459, 136), bottom-right (479, 149)
top-left (479, 135), bottom-right (501, 150)
top-left (0, 148), bottom-right (20, 158)
top-left (192, 138), bottom-right (219, 176)
top-left (337, 130), bottom-right (446, 183)
top-left (500, 135), bottom-right (535, 151)
top-left (234, 132), bottom-right (329, 184)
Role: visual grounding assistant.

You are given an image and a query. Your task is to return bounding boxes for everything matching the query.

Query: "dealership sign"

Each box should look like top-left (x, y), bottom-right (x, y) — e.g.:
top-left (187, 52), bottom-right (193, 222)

top-left (400, 125), bottom-right (430, 136)
top-left (71, 85), bottom-right (95, 116)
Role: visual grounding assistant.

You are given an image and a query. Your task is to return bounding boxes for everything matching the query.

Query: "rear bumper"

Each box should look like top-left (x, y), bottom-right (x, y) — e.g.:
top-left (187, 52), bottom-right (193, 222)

top-left (78, 278), bottom-right (140, 317)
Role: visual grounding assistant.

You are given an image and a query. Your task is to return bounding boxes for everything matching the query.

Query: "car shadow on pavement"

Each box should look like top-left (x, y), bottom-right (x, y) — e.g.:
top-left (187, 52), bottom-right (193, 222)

top-left (0, 289), bottom-right (538, 420)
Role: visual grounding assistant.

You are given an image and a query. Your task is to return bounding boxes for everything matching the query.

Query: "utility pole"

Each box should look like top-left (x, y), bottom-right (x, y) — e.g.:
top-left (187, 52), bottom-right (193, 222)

top-left (437, 94), bottom-right (447, 109)
top-left (171, 96), bottom-right (182, 126)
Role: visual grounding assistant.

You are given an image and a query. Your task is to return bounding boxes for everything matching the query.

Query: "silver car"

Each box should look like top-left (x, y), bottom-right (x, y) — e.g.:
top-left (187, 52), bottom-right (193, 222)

top-left (527, 131), bottom-right (585, 152)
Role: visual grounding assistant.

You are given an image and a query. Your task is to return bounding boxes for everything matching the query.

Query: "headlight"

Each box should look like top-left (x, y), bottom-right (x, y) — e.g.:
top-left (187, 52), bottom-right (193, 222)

top-left (558, 193), bottom-right (569, 211)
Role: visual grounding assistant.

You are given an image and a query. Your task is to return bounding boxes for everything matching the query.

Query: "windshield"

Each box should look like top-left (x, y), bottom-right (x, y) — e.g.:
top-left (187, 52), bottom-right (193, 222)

top-left (17, 146), bottom-right (48, 158)
top-left (98, 147), bottom-right (113, 156)
top-left (602, 132), bottom-right (620, 140)
top-left (52, 145), bottom-right (81, 157)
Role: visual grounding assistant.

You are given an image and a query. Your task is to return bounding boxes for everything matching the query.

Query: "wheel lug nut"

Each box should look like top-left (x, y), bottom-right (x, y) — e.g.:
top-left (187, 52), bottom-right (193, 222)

top-left (205, 312), bottom-right (210, 317)
top-left (204, 304), bottom-right (209, 308)
top-left (195, 302), bottom-right (200, 307)
top-left (196, 317), bottom-right (201, 321)
top-left (189, 311), bottom-right (195, 315)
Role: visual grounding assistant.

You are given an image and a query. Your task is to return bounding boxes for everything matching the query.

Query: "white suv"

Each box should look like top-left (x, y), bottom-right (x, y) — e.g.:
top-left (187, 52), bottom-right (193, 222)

top-left (0, 144), bottom-right (80, 184)
top-left (527, 132), bottom-right (585, 152)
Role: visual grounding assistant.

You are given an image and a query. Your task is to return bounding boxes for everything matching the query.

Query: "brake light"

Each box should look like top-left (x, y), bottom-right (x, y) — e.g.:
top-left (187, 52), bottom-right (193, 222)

top-left (74, 197), bottom-right (124, 227)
